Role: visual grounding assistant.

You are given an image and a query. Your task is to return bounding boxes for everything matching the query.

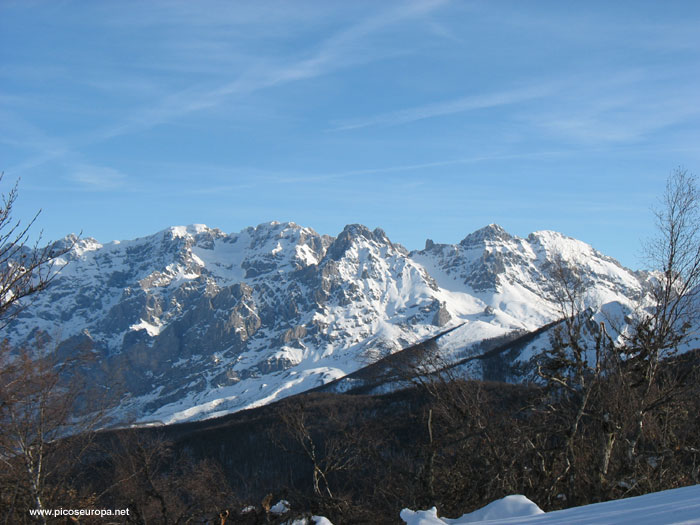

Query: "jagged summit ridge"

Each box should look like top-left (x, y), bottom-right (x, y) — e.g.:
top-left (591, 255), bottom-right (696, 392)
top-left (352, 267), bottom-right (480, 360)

top-left (6, 222), bottom-right (647, 425)
top-left (460, 223), bottom-right (513, 245)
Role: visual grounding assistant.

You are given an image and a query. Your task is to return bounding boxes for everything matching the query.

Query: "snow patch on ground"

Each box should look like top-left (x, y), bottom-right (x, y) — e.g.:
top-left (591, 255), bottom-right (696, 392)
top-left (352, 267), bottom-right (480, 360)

top-left (401, 484), bottom-right (700, 524)
top-left (401, 495), bottom-right (542, 525)
top-left (270, 500), bottom-right (290, 514)
top-left (129, 319), bottom-right (162, 337)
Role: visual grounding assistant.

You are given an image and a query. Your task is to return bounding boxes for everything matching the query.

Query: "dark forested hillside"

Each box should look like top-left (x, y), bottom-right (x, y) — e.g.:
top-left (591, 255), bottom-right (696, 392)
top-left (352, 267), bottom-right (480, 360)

top-left (73, 346), bottom-right (699, 524)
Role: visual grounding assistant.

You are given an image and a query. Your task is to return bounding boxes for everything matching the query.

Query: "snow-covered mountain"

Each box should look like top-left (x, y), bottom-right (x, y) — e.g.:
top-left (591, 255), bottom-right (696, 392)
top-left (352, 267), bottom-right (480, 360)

top-left (5, 222), bottom-right (650, 425)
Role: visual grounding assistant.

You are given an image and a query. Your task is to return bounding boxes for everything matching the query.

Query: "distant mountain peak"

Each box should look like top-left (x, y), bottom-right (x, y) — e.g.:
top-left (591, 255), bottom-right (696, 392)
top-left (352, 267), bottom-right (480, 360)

top-left (168, 224), bottom-right (210, 238)
top-left (460, 224), bottom-right (512, 246)
top-left (325, 223), bottom-right (395, 260)
top-left (339, 223), bottom-right (375, 239)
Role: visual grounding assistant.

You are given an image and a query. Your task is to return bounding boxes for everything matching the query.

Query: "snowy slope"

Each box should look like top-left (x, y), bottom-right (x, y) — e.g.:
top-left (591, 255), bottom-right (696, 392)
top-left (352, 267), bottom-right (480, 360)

top-left (413, 225), bottom-right (645, 330)
top-left (401, 484), bottom-right (700, 524)
top-left (5, 222), bottom-right (652, 425)
top-left (413, 225), bottom-right (650, 372)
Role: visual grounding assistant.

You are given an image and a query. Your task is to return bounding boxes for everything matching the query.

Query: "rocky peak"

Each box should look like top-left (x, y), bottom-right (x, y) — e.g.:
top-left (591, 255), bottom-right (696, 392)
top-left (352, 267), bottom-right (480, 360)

top-left (242, 221), bottom-right (306, 248)
top-left (340, 223), bottom-right (375, 240)
top-left (460, 224), bottom-right (512, 247)
top-left (326, 223), bottom-right (394, 260)
top-left (53, 235), bottom-right (102, 261)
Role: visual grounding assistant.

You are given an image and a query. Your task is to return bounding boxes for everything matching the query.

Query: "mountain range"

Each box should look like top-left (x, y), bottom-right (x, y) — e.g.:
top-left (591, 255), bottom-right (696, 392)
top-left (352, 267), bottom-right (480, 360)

top-left (6, 222), bottom-right (651, 425)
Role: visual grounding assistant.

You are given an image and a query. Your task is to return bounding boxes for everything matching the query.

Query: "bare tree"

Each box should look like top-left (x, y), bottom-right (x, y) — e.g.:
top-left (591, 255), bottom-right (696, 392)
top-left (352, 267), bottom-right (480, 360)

top-left (617, 168), bottom-right (700, 476)
top-left (0, 342), bottom-right (103, 523)
top-left (647, 167), bottom-right (700, 329)
top-left (95, 430), bottom-right (236, 525)
top-left (0, 175), bottom-right (86, 523)
top-left (0, 174), bottom-right (74, 328)
top-left (532, 167), bottom-right (700, 502)
top-left (275, 399), bottom-right (359, 502)
top-left (530, 252), bottom-right (617, 504)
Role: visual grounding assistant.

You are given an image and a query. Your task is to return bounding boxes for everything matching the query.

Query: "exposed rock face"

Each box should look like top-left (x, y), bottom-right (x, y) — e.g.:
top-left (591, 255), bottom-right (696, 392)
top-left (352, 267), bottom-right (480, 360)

top-left (412, 225), bottom-right (645, 303)
top-left (5, 222), bottom-right (650, 425)
top-left (432, 302), bottom-right (452, 327)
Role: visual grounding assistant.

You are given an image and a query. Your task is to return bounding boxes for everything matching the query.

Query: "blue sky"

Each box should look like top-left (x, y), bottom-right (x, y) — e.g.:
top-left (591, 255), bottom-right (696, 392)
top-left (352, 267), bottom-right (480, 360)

top-left (1, 0), bottom-right (699, 268)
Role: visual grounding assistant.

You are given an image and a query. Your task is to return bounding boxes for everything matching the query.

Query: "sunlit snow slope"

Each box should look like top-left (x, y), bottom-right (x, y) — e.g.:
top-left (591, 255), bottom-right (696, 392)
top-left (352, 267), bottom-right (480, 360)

top-left (6, 222), bottom-right (651, 425)
top-left (401, 483), bottom-right (700, 524)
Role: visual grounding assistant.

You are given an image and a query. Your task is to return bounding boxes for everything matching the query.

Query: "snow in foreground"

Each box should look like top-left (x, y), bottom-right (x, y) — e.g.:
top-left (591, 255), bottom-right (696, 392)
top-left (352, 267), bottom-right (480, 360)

top-left (400, 484), bottom-right (700, 524)
top-left (401, 495), bottom-right (543, 525)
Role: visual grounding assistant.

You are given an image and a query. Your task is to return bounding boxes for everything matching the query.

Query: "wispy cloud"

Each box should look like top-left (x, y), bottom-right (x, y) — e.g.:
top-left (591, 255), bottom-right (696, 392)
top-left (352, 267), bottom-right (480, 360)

top-left (98, 0), bottom-right (447, 136)
top-left (0, 109), bottom-right (132, 191)
top-left (331, 82), bottom-right (557, 131)
top-left (329, 61), bottom-right (700, 147)
top-left (216, 150), bottom-right (571, 185)
top-left (522, 70), bottom-right (700, 145)
top-left (0, 109), bottom-right (73, 171)
top-left (468, 2), bottom-right (700, 54)
top-left (66, 164), bottom-right (128, 190)
top-left (8, 0), bottom-right (449, 173)
top-left (129, 149), bottom-right (571, 195)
